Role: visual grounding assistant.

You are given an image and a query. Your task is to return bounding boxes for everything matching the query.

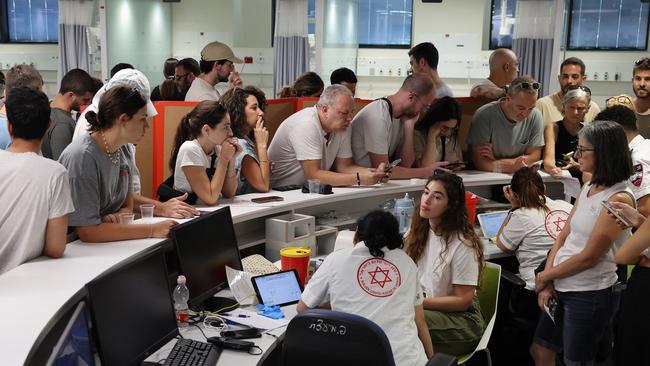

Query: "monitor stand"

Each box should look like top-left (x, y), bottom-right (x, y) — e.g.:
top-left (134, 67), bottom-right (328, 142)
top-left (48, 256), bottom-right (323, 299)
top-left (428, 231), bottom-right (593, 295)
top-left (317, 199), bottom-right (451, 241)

top-left (201, 296), bottom-right (239, 313)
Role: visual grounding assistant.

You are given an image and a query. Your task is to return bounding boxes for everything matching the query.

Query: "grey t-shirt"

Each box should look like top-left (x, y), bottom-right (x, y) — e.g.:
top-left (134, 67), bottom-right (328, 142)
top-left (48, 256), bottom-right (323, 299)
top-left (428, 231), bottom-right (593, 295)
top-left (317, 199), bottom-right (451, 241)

top-left (58, 133), bottom-right (133, 227)
top-left (42, 108), bottom-right (75, 160)
top-left (436, 82), bottom-right (454, 98)
top-left (466, 101), bottom-right (544, 158)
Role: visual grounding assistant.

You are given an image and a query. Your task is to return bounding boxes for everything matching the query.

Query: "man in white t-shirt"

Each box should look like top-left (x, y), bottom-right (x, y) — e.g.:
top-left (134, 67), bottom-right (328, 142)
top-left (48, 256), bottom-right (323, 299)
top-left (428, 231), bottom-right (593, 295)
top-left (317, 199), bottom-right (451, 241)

top-left (596, 105), bottom-right (650, 216)
top-left (470, 48), bottom-right (519, 101)
top-left (0, 87), bottom-right (75, 275)
top-left (535, 57), bottom-right (600, 126)
top-left (185, 41), bottom-right (243, 102)
top-left (268, 85), bottom-right (389, 188)
top-left (351, 74), bottom-right (447, 179)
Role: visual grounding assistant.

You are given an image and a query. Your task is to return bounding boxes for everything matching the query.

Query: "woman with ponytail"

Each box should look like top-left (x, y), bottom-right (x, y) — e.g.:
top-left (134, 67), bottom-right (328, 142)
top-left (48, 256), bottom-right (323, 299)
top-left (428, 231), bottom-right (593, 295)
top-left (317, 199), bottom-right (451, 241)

top-left (297, 210), bottom-right (433, 366)
top-left (168, 100), bottom-right (241, 205)
top-left (404, 171), bottom-right (485, 357)
top-left (496, 167), bottom-right (573, 291)
top-left (59, 86), bottom-right (177, 242)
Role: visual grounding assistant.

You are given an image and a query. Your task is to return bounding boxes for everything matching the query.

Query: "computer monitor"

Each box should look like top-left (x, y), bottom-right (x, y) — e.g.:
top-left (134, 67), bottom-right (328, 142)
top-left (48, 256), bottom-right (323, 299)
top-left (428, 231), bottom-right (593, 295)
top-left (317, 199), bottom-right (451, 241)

top-left (170, 206), bottom-right (243, 312)
top-left (85, 245), bottom-right (178, 366)
top-left (46, 301), bottom-right (95, 366)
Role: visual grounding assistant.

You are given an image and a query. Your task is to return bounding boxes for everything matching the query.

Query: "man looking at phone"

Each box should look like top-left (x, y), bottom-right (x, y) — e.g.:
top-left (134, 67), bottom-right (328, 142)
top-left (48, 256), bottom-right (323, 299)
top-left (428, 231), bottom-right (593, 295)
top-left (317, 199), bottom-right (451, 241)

top-left (351, 73), bottom-right (448, 179)
top-left (467, 76), bottom-right (544, 174)
top-left (268, 85), bottom-right (389, 187)
top-left (185, 41), bottom-right (243, 102)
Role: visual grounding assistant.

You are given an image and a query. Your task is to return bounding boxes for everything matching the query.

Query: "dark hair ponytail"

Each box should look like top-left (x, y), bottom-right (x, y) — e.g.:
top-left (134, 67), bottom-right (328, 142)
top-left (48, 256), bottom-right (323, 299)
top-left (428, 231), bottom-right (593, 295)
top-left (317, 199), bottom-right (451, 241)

top-left (511, 167), bottom-right (548, 211)
top-left (169, 100), bottom-right (228, 171)
top-left (86, 86), bottom-right (146, 132)
top-left (356, 210), bottom-right (403, 258)
top-left (160, 79), bottom-right (177, 100)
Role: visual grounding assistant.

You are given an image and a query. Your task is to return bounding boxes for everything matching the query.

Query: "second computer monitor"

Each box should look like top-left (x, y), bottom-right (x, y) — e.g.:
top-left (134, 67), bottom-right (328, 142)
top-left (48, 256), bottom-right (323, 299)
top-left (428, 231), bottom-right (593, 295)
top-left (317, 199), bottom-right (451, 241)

top-left (171, 206), bottom-right (243, 312)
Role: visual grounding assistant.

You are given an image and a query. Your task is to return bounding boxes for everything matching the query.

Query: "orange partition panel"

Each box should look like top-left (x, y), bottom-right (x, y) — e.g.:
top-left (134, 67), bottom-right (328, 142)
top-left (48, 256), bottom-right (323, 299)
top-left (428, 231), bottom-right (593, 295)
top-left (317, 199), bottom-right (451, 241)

top-left (265, 98), bottom-right (297, 142)
top-left (135, 124), bottom-right (154, 198)
top-left (151, 101), bottom-right (198, 198)
top-left (456, 97), bottom-right (489, 153)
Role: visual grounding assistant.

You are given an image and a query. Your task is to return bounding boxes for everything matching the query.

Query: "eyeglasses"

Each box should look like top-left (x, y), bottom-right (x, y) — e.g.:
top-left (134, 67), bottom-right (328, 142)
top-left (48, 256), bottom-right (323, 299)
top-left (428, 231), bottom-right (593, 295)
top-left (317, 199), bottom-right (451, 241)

top-left (634, 57), bottom-right (650, 67)
top-left (573, 145), bottom-right (595, 159)
top-left (566, 85), bottom-right (591, 95)
top-left (174, 73), bottom-right (190, 81)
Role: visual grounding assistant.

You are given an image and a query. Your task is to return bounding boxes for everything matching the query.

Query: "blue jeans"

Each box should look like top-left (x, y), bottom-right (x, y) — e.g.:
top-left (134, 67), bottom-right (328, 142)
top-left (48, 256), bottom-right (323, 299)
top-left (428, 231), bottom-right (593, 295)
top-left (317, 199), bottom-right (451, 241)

top-left (533, 287), bottom-right (618, 366)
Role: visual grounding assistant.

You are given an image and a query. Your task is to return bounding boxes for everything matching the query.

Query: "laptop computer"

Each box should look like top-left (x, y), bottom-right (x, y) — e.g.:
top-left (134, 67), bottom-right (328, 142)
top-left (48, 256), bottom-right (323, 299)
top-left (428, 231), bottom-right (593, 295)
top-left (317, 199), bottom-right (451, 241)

top-left (476, 210), bottom-right (509, 242)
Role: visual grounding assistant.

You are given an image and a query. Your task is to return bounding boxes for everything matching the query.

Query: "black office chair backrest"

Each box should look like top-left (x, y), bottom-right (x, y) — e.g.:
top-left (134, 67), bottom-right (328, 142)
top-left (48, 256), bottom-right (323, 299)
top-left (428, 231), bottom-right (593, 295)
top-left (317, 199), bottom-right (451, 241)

top-left (281, 309), bottom-right (396, 366)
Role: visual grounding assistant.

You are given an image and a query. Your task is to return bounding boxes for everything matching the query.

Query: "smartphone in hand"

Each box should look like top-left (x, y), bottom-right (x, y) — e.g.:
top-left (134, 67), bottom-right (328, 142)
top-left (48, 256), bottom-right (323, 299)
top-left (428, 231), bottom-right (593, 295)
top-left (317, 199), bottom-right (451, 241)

top-left (444, 162), bottom-right (466, 171)
top-left (601, 200), bottom-right (632, 227)
top-left (385, 159), bottom-right (402, 172)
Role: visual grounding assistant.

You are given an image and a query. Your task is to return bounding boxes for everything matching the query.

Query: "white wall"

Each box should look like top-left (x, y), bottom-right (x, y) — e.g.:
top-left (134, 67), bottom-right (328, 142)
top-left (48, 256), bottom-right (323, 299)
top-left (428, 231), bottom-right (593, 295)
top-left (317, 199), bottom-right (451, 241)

top-left (0, 44), bottom-right (59, 97)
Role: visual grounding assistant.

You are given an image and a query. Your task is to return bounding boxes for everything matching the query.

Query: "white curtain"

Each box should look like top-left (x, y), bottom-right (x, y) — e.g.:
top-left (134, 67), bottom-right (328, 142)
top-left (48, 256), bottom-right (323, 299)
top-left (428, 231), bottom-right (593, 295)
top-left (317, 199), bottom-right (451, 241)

top-left (318, 0), bottom-right (358, 79)
top-left (58, 0), bottom-right (95, 86)
top-left (273, 0), bottom-right (310, 95)
top-left (512, 0), bottom-right (555, 97)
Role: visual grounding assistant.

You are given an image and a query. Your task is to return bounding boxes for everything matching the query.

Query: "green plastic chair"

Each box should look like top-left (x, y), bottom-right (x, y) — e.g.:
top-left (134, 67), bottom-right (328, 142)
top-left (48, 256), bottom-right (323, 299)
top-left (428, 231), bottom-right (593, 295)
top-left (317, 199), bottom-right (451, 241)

top-left (457, 262), bottom-right (501, 366)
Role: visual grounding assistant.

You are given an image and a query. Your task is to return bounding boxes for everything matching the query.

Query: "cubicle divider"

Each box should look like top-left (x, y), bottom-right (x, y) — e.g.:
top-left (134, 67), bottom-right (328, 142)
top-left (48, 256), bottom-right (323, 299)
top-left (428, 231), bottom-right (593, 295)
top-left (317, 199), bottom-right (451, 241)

top-left (142, 97), bottom-right (484, 198)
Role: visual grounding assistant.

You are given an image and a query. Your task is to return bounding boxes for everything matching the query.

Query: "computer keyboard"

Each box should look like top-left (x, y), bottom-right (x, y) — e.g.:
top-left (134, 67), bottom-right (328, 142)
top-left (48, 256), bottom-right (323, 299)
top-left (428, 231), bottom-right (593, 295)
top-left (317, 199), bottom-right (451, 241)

top-left (163, 338), bottom-right (221, 366)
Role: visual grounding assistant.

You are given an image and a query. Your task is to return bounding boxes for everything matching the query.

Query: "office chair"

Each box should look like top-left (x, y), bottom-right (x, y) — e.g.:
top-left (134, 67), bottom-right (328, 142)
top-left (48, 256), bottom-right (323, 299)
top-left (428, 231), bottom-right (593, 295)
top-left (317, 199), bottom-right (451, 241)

top-left (281, 309), bottom-right (396, 366)
top-left (457, 262), bottom-right (501, 366)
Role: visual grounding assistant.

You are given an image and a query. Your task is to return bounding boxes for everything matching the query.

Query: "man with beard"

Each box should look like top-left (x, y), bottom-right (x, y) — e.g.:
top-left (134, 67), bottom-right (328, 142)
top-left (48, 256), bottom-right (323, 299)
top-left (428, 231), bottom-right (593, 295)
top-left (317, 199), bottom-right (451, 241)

top-left (173, 58), bottom-right (199, 101)
top-left (185, 41), bottom-right (243, 102)
top-left (536, 57), bottom-right (600, 126)
top-left (632, 57), bottom-right (650, 139)
top-left (42, 69), bottom-right (94, 160)
top-left (351, 73), bottom-right (449, 179)
top-left (468, 76), bottom-right (545, 174)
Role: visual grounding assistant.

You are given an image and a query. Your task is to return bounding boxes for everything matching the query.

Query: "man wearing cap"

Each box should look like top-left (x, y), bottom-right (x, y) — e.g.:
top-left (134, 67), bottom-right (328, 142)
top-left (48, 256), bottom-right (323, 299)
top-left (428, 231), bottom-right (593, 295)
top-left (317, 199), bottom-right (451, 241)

top-left (185, 41), bottom-right (243, 102)
top-left (72, 68), bottom-right (199, 220)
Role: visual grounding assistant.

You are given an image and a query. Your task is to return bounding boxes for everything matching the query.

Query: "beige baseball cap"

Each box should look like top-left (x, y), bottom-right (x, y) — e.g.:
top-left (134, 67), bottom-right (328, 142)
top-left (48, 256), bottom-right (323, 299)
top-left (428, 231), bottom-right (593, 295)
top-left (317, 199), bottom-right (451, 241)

top-left (200, 41), bottom-right (243, 64)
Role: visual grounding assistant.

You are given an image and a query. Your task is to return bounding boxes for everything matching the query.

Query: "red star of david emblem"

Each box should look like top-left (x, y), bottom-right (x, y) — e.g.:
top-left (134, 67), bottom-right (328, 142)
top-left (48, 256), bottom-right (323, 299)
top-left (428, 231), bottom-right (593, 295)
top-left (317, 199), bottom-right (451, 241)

top-left (368, 266), bottom-right (392, 288)
top-left (553, 216), bottom-right (567, 231)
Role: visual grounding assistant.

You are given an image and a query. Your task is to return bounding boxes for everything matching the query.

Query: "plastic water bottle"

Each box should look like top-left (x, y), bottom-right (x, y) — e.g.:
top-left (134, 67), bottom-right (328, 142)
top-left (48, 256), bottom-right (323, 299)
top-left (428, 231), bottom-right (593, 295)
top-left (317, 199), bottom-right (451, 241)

top-left (394, 193), bottom-right (415, 234)
top-left (173, 275), bottom-right (190, 327)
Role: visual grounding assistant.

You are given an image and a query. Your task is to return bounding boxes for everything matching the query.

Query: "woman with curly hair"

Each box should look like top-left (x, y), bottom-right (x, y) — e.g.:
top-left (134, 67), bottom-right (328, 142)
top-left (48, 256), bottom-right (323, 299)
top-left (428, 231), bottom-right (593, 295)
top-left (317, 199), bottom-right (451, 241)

top-left (404, 171), bottom-right (485, 356)
top-left (221, 86), bottom-right (270, 194)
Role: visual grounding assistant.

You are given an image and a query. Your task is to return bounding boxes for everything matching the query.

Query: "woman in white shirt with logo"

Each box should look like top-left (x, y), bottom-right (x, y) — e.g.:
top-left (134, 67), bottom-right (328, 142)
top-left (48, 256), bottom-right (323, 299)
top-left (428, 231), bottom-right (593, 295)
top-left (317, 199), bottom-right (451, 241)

top-left (404, 171), bottom-right (485, 357)
top-left (297, 210), bottom-right (433, 366)
top-left (531, 121), bottom-right (634, 366)
top-left (168, 101), bottom-right (240, 205)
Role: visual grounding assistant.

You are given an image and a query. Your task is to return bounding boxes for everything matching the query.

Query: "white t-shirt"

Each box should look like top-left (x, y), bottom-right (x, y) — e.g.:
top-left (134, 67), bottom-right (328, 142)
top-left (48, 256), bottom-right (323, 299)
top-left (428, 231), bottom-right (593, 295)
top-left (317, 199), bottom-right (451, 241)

top-left (184, 77), bottom-right (220, 102)
top-left (416, 230), bottom-right (480, 298)
top-left (0, 150), bottom-right (75, 275)
top-left (301, 244), bottom-right (428, 366)
top-left (173, 139), bottom-right (216, 204)
top-left (553, 182), bottom-right (633, 292)
top-left (628, 135), bottom-right (650, 202)
top-left (351, 99), bottom-right (404, 167)
top-left (268, 107), bottom-right (352, 187)
top-left (498, 198), bottom-right (573, 290)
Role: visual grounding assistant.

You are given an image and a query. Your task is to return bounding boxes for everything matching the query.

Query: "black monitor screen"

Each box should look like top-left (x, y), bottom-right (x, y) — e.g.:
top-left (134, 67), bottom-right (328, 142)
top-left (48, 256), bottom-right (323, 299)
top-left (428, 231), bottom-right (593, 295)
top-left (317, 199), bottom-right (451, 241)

top-left (86, 245), bottom-right (178, 366)
top-left (46, 301), bottom-right (94, 366)
top-left (171, 206), bottom-right (242, 310)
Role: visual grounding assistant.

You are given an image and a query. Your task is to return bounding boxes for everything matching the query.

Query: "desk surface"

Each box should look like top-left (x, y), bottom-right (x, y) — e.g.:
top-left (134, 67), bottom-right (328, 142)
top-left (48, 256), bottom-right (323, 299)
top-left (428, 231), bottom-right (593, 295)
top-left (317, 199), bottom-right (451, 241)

top-left (0, 170), bottom-right (565, 365)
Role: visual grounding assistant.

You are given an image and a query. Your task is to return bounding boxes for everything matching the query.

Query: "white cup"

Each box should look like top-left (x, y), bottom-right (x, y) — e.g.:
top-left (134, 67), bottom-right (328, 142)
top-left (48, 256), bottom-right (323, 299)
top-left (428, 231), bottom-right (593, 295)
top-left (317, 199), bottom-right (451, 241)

top-left (119, 213), bottom-right (135, 224)
top-left (140, 204), bottom-right (155, 222)
top-left (308, 179), bottom-right (321, 195)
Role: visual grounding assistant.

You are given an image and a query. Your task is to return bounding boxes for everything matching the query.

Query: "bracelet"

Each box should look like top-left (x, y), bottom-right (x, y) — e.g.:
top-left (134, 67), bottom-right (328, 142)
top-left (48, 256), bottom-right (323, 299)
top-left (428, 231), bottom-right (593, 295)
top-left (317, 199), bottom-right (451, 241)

top-left (356, 172), bottom-right (361, 186)
top-left (259, 160), bottom-right (269, 163)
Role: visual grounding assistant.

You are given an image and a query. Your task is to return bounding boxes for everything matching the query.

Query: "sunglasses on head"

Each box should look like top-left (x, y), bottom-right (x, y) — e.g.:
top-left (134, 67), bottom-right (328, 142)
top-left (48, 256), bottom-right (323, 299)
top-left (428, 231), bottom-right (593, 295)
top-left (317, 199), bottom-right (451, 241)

top-left (634, 57), bottom-right (650, 66)
top-left (566, 85), bottom-right (591, 95)
top-left (508, 81), bottom-right (541, 92)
